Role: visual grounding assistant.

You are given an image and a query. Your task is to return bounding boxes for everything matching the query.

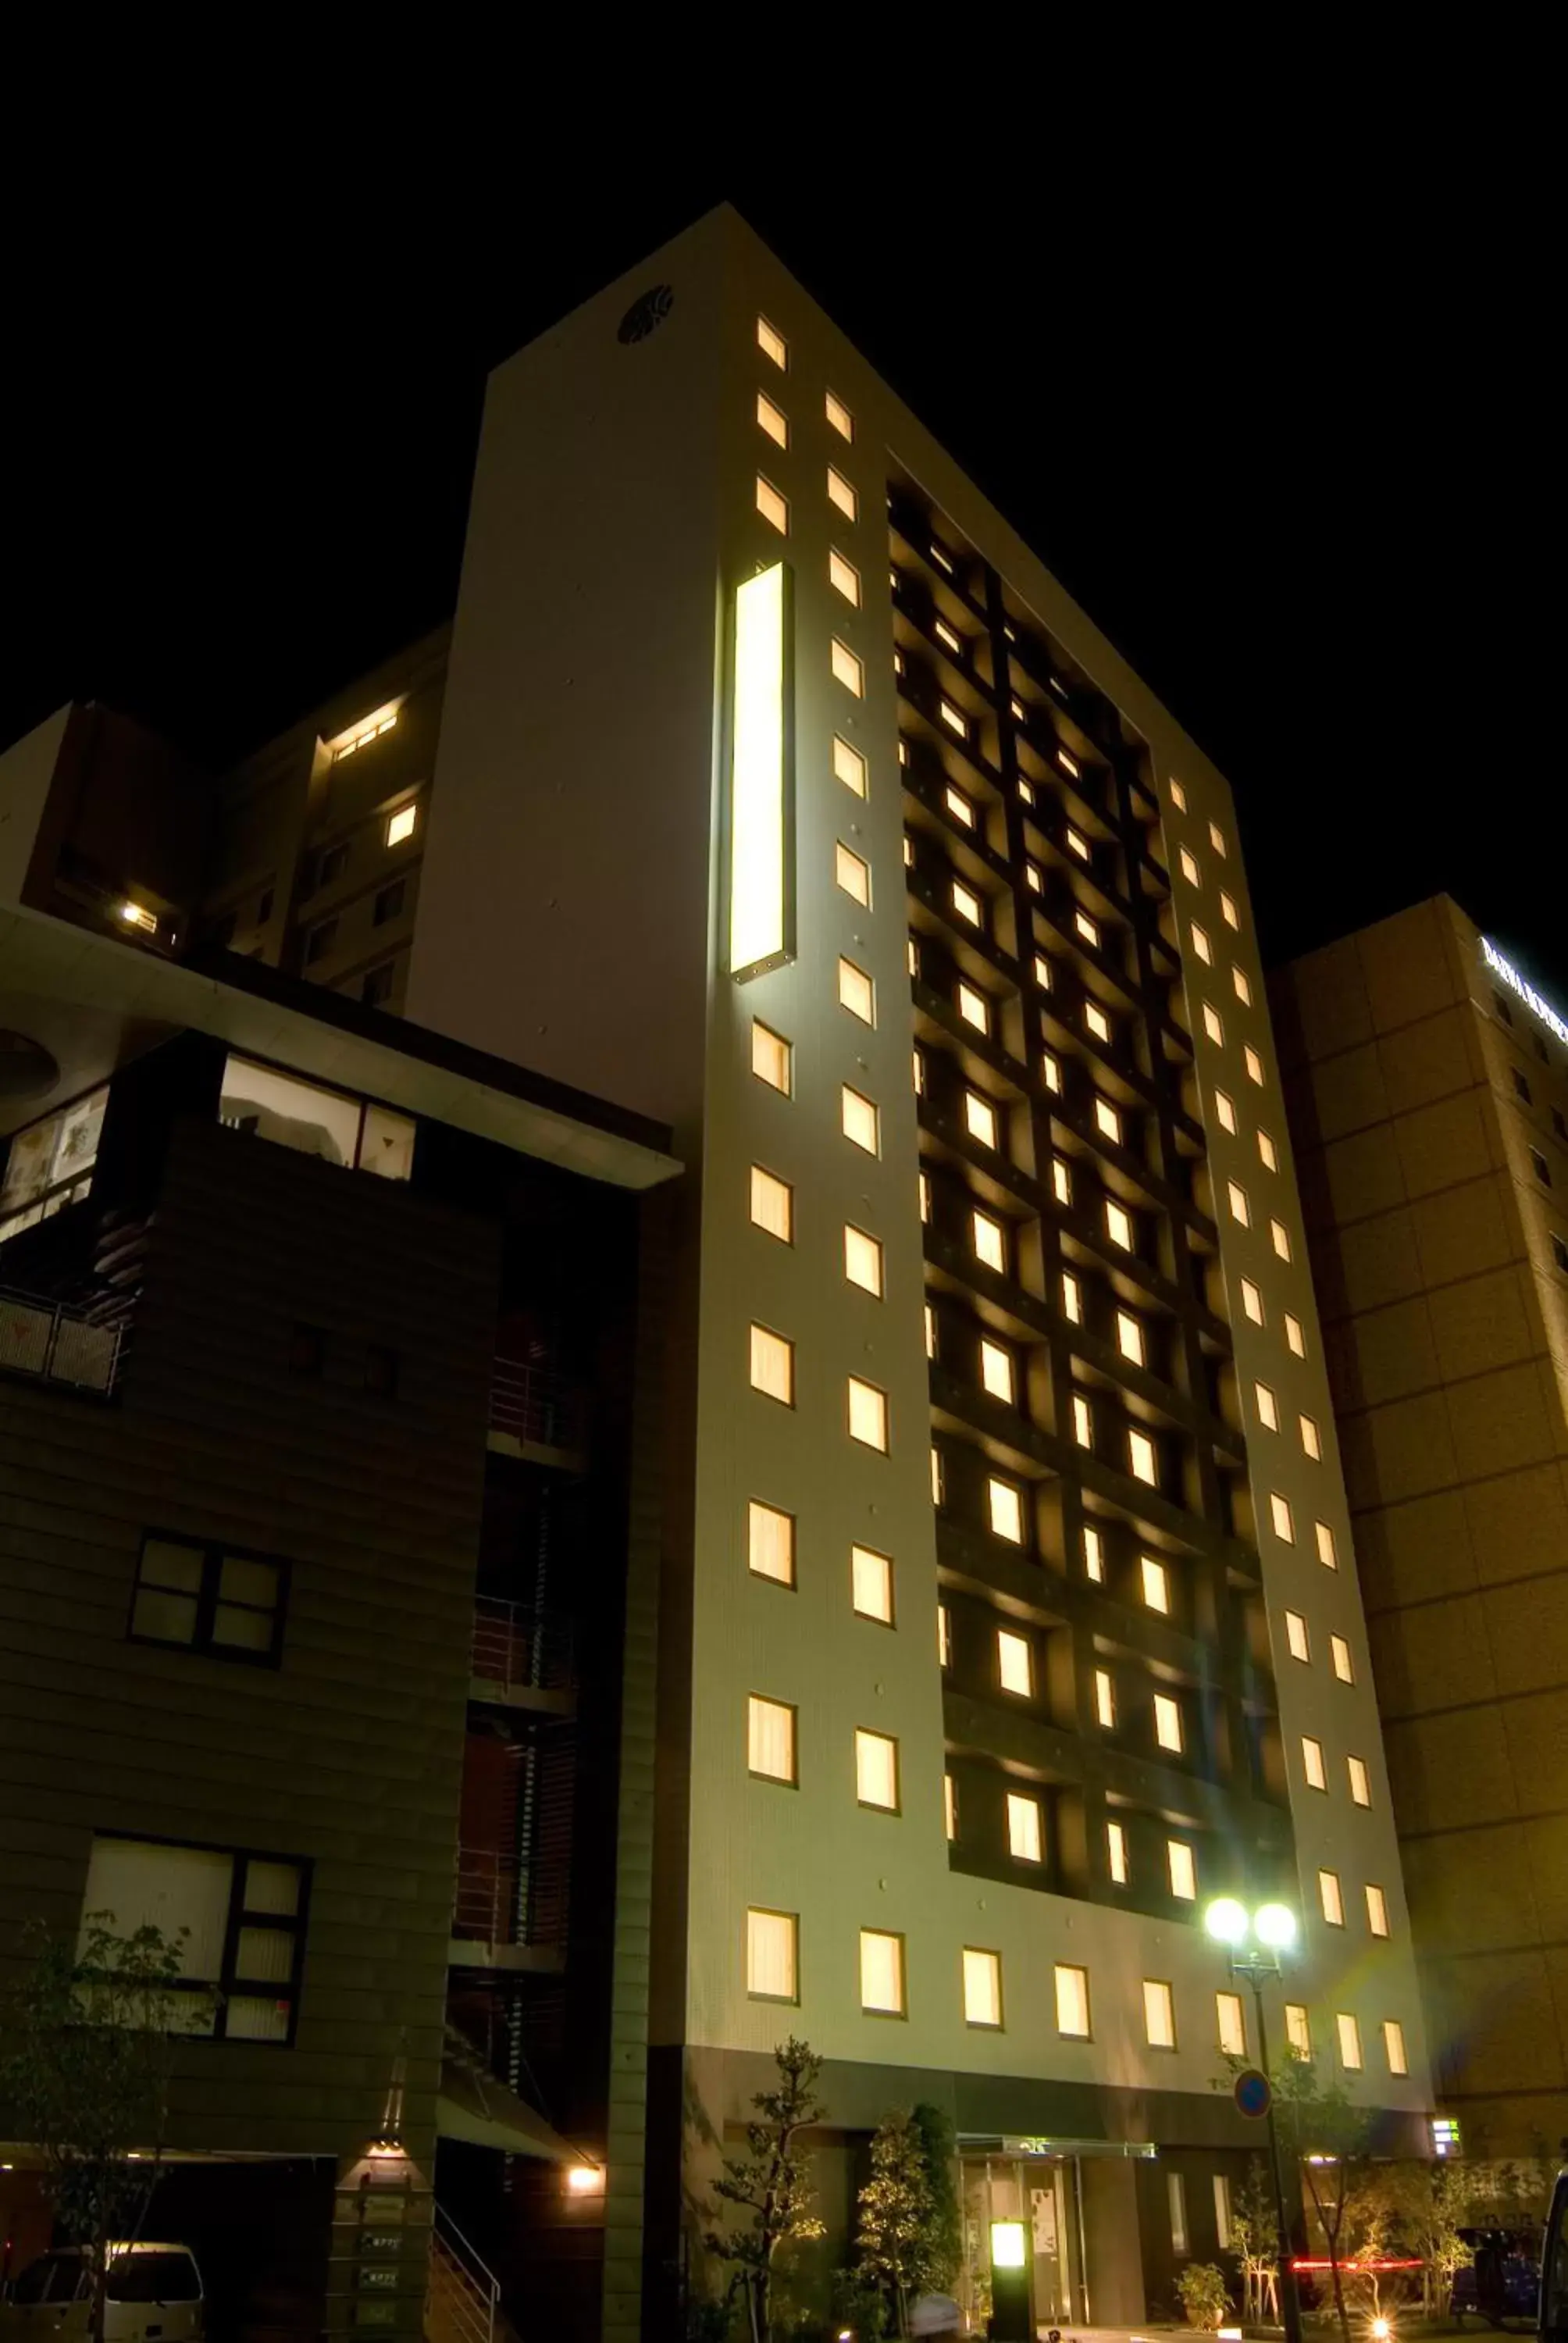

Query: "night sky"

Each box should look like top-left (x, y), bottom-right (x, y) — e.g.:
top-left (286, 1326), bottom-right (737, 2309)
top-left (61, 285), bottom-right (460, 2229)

top-left (7, 171), bottom-right (1556, 998)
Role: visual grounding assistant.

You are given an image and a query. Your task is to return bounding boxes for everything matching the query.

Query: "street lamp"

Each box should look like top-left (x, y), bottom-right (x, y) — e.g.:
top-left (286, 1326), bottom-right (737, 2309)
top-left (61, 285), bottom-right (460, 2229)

top-left (1205, 1897), bottom-right (1303, 2343)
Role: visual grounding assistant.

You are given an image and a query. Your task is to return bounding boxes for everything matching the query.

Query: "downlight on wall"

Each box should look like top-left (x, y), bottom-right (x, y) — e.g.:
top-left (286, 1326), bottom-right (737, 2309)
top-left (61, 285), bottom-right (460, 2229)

top-left (729, 562), bottom-right (794, 980)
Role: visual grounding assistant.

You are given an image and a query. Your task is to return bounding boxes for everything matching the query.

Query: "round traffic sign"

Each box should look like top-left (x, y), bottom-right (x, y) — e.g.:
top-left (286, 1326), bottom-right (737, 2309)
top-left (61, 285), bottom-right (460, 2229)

top-left (1234, 2068), bottom-right (1272, 2119)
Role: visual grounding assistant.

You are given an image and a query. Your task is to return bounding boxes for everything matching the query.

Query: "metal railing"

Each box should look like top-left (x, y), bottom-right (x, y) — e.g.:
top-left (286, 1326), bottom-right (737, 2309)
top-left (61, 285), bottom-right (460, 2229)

top-left (470, 1598), bottom-right (574, 1698)
top-left (489, 1357), bottom-right (581, 1450)
top-left (426, 2207), bottom-right (497, 2343)
top-left (453, 1847), bottom-right (519, 1948)
top-left (0, 1286), bottom-right (121, 1394)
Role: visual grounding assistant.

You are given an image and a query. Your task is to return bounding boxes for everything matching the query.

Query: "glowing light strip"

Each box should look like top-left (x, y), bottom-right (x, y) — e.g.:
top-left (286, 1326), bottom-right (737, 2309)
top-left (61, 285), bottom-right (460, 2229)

top-left (729, 562), bottom-right (793, 980)
top-left (1482, 936), bottom-right (1568, 1049)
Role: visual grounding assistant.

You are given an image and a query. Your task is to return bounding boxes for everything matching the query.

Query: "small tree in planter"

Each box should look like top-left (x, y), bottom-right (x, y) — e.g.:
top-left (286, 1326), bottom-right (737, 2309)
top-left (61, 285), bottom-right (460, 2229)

top-left (1230, 2153), bottom-right (1280, 2325)
top-left (704, 2037), bottom-right (827, 2343)
top-left (857, 2109), bottom-right (935, 2335)
top-left (1177, 2263), bottom-right (1231, 2331)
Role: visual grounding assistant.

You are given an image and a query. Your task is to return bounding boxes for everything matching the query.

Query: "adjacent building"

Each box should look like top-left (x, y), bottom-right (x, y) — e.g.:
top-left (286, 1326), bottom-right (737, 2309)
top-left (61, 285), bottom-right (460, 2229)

top-left (2, 204), bottom-right (1434, 2338)
top-left (1273, 895), bottom-right (1568, 2164)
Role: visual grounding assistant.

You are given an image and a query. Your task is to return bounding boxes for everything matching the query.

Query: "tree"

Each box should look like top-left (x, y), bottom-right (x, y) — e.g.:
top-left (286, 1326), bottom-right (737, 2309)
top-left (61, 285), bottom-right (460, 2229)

top-left (1270, 2052), bottom-right (1375, 2343)
top-left (857, 2110), bottom-right (935, 2335)
top-left (1176, 2263), bottom-right (1231, 2331)
top-left (911, 2103), bottom-right (962, 2292)
top-left (1386, 2159), bottom-right (1470, 2320)
top-left (704, 2036), bottom-right (827, 2343)
top-left (0, 1913), bottom-right (210, 2343)
top-left (1230, 2152), bottom-right (1280, 2325)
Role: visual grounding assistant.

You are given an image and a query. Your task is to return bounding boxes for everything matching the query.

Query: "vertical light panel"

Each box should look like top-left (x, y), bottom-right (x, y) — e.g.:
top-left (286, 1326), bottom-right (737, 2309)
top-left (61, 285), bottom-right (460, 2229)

top-left (729, 561), bottom-right (794, 979)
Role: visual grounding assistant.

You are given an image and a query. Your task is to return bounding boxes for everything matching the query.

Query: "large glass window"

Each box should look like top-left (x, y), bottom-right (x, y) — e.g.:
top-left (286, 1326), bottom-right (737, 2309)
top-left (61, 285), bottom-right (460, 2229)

top-left (219, 1056), bottom-right (414, 1181)
top-left (129, 1534), bottom-right (286, 1666)
top-left (81, 1835), bottom-right (307, 2042)
top-left (0, 1083), bottom-right (108, 1244)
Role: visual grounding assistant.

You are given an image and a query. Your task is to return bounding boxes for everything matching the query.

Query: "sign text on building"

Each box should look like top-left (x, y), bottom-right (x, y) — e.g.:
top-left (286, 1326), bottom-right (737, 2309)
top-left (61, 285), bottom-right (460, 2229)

top-left (1481, 937), bottom-right (1568, 1050)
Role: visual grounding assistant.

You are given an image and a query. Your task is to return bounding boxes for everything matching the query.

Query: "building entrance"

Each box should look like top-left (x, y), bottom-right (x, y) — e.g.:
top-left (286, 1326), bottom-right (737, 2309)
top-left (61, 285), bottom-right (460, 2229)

top-left (958, 2152), bottom-right (1085, 2336)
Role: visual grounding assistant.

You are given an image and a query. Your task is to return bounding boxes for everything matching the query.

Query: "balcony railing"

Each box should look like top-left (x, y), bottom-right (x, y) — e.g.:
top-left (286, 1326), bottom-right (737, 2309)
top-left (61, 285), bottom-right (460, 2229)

top-left (0, 1286), bottom-right (122, 1395)
top-left (470, 1599), bottom-right (574, 1700)
top-left (488, 1357), bottom-right (581, 1452)
top-left (452, 1839), bottom-right (570, 1961)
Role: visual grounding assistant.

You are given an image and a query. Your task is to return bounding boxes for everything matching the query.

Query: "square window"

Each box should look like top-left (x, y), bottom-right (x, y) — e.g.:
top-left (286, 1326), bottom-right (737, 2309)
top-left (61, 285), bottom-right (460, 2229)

top-left (1034, 954), bottom-right (1053, 991)
top-left (1331, 1634), bottom-right (1354, 1682)
top-left (748, 1501), bottom-right (795, 1587)
top-left (1053, 1158), bottom-right (1072, 1205)
top-left (1209, 821), bottom-right (1227, 856)
top-left (997, 1626), bottom-right (1032, 1694)
top-left (964, 1091), bottom-right (999, 1150)
top-left (1083, 1525), bottom-right (1104, 1582)
top-left (750, 1324), bottom-right (795, 1407)
top-left (1270, 1218), bottom-right (1292, 1261)
top-left (1285, 1313), bottom-right (1306, 1357)
top-left (1072, 1393), bottom-right (1093, 1447)
top-left (939, 700), bottom-right (968, 740)
top-left (1221, 890), bottom-right (1240, 930)
top-left (855, 1728), bottom-right (900, 1810)
top-left (1192, 923), bottom-right (1212, 965)
top-left (825, 388), bottom-right (853, 440)
top-left (1286, 2002), bottom-right (1311, 2056)
top-left (1384, 2019), bottom-right (1409, 2077)
top-left (851, 1544), bottom-right (893, 1624)
top-left (747, 1907), bottom-right (797, 2001)
top-left (751, 1022), bottom-right (792, 1093)
top-left (1366, 1882), bottom-right (1390, 1937)
top-left (1319, 1868), bottom-right (1345, 1926)
top-left (1258, 1127), bottom-right (1278, 1171)
top-left (1154, 1692), bottom-right (1183, 1753)
top-left (756, 475), bottom-right (789, 534)
top-left (1062, 1271), bottom-right (1082, 1324)
top-left (1285, 1610), bottom-right (1310, 1663)
top-left (1094, 1669), bottom-right (1116, 1728)
top-left (1232, 965), bottom-right (1251, 1004)
top-left (973, 1211), bottom-right (1006, 1271)
top-left (1085, 1000), bottom-right (1111, 1045)
top-left (827, 466), bottom-right (858, 522)
top-left (1302, 1735), bottom-right (1327, 1790)
top-left (1094, 1097), bottom-right (1121, 1144)
top-left (1059, 747), bottom-right (1080, 779)
top-left (843, 1224), bottom-right (884, 1296)
top-left (1270, 1492), bottom-right (1295, 1543)
top-left (1315, 1520), bottom-right (1338, 1570)
top-left (1244, 1044), bottom-right (1265, 1086)
top-left (989, 1479), bottom-right (1026, 1546)
top-left (372, 879), bottom-right (404, 926)
top-left (943, 783), bottom-right (974, 828)
top-left (1141, 1555), bottom-right (1170, 1613)
top-left (1170, 779), bottom-right (1188, 811)
top-left (979, 1339), bottom-right (1014, 1403)
top-left (757, 315), bottom-right (787, 368)
top-left (836, 842), bottom-right (871, 904)
top-left (1107, 1819), bottom-right (1128, 1883)
top-left (963, 1946), bottom-right (1003, 2028)
top-left (1106, 1199), bottom-right (1135, 1250)
top-left (1067, 826), bottom-right (1089, 861)
top-left (841, 1086), bottom-right (879, 1154)
top-left (748, 1694), bottom-right (797, 1782)
top-left (1241, 1278), bottom-right (1264, 1325)
top-left (1300, 1414), bottom-right (1322, 1460)
top-left (838, 957), bottom-right (875, 1024)
top-left (1007, 1794), bottom-right (1043, 1863)
top-left (847, 1376), bottom-right (889, 1451)
top-left (130, 1535), bottom-right (286, 1667)
top-left (1203, 1003), bottom-right (1224, 1044)
top-left (756, 390), bottom-right (788, 448)
top-left (1255, 1382), bottom-right (1279, 1430)
top-left (833, 736), bottom-right (868, 797)
top-left (1074, 909), bottom-right (1099, 950)
top-left (1056, 1963), bottom-right (1091, 2038)
top-left (944, 1774), bottom-right (957, 1839)
top-left (1042, 1050), bottom-right (1062, 1091)
top-left (1227, 1179), bottom-right (1250, 1226)
top-left (1217, 1992), bottom-right (1245, 2058)
top-left (1336, 2012), bottom-right (1363, 2070)
top-left (1143, 1978), bottom-right (1177, 2049)
top-left (1348, 1754), bottom-right (1372, 1806)
top-left (1167, 1840), bottom-right (1196, 1900)
top-left (859, 1928), bottom-right (905, 2015)
top-left (386, 803), bottom-right (418, 847)
top-left (1117, 1311), bottom-right (1144, 1364)
top-left (750, 1165), bottom-right (793, 1243)
top-left (934, 617), bottom-right (964, 656)
top-left (958, 983), bottom-right (989, 1032)
top-left (1179, 847), bottom-right (1200, 886)
top-left (1128, 1428), bottom-right (1158, 1485)
top-left (829, 549), bottom-right (861, 606)
top-left (951, 879), bottom-right (982, 927)
top-left (1532, 1147), bottom-right (1552, 1186)
top-left (831, 638), bottom-right (864, 697)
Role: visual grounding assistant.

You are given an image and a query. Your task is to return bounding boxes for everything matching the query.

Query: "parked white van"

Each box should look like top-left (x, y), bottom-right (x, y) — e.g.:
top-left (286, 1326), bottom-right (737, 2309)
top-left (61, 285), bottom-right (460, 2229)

top-left (0, 2245), bottom-right (203, 2343)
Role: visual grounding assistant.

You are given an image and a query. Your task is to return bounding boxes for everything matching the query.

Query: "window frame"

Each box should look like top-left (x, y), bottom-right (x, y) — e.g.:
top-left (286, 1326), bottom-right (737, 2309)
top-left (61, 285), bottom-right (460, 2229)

top-left (83, 1830), bottom-right (310, 2045)
top-left (127, 1531), bottom-right (289, 1670)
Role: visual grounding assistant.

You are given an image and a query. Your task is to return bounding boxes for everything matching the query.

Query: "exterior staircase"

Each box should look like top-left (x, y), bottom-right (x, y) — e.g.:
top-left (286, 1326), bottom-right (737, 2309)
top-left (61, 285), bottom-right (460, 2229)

top-left (424, 2208), bottom-right (502, 2343)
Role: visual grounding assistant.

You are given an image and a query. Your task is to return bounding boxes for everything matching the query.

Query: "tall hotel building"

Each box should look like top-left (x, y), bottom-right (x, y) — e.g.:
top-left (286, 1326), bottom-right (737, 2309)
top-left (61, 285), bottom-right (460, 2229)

top-left (0, 207), bottom-right (1431, 2337)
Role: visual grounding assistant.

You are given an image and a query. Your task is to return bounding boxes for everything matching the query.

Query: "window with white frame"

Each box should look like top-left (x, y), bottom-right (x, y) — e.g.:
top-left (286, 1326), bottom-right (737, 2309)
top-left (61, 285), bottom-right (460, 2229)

top-left (748, 1695), bottom-right (796, 1783)
top-left (748, 1501), bottom-right (795, 1587)
top-left (851, 1545), bottom-right (893, 1623)
top-left (80, 1835), bottom-right (307, 2042)
top-left (1007, 1793), bottom-right (1043, 1863)
top-left (997, 1628), bottom-right (1032, 1696)
top-left (747, 1906), bottom-right (797, 2000)
top-left (859, 1928), bottom-right (905, 2014)
top-left (1145, 1978), bottom-right (1177, 2050)
top-left (963, 1947), bottom-right (1003, 2028)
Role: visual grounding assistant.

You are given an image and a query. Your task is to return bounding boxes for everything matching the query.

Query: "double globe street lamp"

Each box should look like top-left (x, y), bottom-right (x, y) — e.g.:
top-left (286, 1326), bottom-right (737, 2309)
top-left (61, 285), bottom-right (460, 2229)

top-left (1205, 1897), bottom-right (1304, 2343)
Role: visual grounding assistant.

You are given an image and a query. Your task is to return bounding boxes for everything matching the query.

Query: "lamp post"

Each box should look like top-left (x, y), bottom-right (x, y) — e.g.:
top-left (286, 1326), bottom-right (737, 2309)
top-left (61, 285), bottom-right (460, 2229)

top-left (1205, 1897), bottom-right (1303, 2343)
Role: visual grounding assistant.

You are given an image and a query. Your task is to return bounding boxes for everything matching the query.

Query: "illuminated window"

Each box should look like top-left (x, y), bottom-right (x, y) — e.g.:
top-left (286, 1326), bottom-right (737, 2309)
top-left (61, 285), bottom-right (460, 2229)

top-left (1169, 2174), bottom-right (1188, 2253)
top-left (1056, 1963), bottom-right (1091, 2038)
top-left (750, 1325), bottom-right (795, 1407)
top-left (1074, 910), bottom-right (1099, 950)
top-left (1025, 862), bottom-right (1044, 895)
top-left (1007, 1794), bottom-right (1043, 1863)
top-left (1107, 1820), bottom-right (1128, 1883)
top-left (825, 388), bottom-right (853, 440)
top-left (1179, 847), bottom-right (1200, 886)
top-left (838, 957), bottom-right (875, 1025)
top-left (831, 639), bottom-right (864, 697)
top-left (1285, 2002), bottom-right (1311, 2057)
top-left (836, 842), bottom-right (871, 904)
top-left (1154, 1694), bottom-right (1183, 1753)
top-left (1209, 821), bottom-right (1227, 857)
top-left (847, 1376), bottom-right (889, 1452)
top-left (1232, 965), bottom-right (1252, 1004)
top-left (938, 1601), bottom-right (951, 1663)
top-left (1348, 1755), bottom-right (1372, 1807)
top-left (748, 1501), bottom-right (795, 1587)
top-left (908, 937), bottom-right (919, 979)
top-left (1244, 1044), bottom-right (1265, 1086)
top-left (1034, 954), bottom-right (1053, 990)
top-left (747, 1907), bottom-right (796, 2000)
top-left (844, 1225), bottom-right (883, 1297)
top-left (1143, 1979), bottom-right (1177, 2049)
top-left (1384, 2019), bottom-right (1409, 2077)
top-left (919, 1172), bottom-right (931, 1223)
top-left (963, 1947), bottom-right (1003, 2028)
top-left (1257, 1127), bottom-right (1278, 1171)
top-left (1241, 1277), bottom-right (1264, 1324)
top-left (938, 699), bottom-right (968, 740)
top-left (1300, 1414), bottom-right (1322, 1460)
top-left (1167, 1841), bottom-right (1196, 1900)
top-left (855, 1728), bottom-right (900, 1810)
top-left (1170, 779), bottom-right (1188, 811)
top-left (980, 1339), bottom-right (1014, 1403)
top-left (859, 1929), bottom-right (904, 2015)
top-left (1106, 1199), bottom-right (1134, 1250)
top-left (1366, 1883), bottom-right (1389, 1938)
top-left (1285, 1610), bottom-right (1310, 1663)
top-left (850, 1545), bottom-right (893, 1625)
top-left (1227, 1179), bottom-right (1250, 1226)
top-left (1221, 890), bottom-right (1240, 930)
top-left (1331, 1634), bottom-right (1354, 1683)
top-left (997, 1627), bottom-right (1032, 1695)
top-left (1042, 1050), bottom-right (1061, 1091)
top-left (1216, 1089), bottom-right (1237, 1133)
top-left (932, 1450), bottom-right (945, 1510)
top-left (1094, 1669), bottom-right (1116, 1728)
top-left (973, 1211), bottom-right (1006, 1271)
top-left (943, 783), bottom-right (974, 827)
top-left (958, 984), bottom-right (989, 1032)
top-left (1052, 1155), bottom-right (1071, 1209)
top-left (833, 735), bottom-right (868, 797)
top-left (1336, 2012), bottom-right (1363, 2070)
top-left (1203, 1003), bottom-right (1224, 1044)
top-left (756, 475), bottom-right (789, 533)
top-left (1315, 1520), bottom-right (1338, 1571)
top-left (924, 1304), bottom-right (936, 1359)
top-left (828, 467), bottom-right (857, 522)
top-left (1017, 776), bottom-right (1035, 804)
top-left (1062, 1271), bottom-right (1082, 1325)
top-left (964, 1091), bottom-right (999, 1150)
top-left (829, 549), bottom-right (861, 606)
top-left (951, 879), bottom-right (982, 926)
top-left (750, 1165), bottom-right (793, 1243)
top-left (1142, 1556), bottom-right (1170, 1613)
top-left (748, 1696), bottom-right (796, 1783)
top-left (1094, 1097), bottom-right (1121, 1144)
top-left (1066, 826), bottom-right (1089, 861)
top-left (1319, 1868), bottom-right (1345, 1926)
top-left (944, 1774), bottom-right (957, 1839)
top-left (1128, 1429), bottom-right (1158, 1486)
top-left (1270, 1492), bottom-right (1295, 1543)
top-left (1255, 1382), bottom-right (1279, 1431)
top-left (1301, 1735), bottom-right (1327, 1791)
top-left (1084, 1525), bottom-right (1104, 1582)
top-left (386, 801), bottom-right (417, 847)
top-left (897, 737), bottom-right (909, 768)
top-left (1085, 1000), bottom-right (1110, 1043)
top-left (989, 1480), bottom-right (1026, 1546)
top-left (929, 540), bottom-right (955, 575)
top-left (1192, 923), bottom-right (1212, 965)
top-left (933, 617), bottom-right (963, 656)
top-left (751, 1022), bottom-right (792, 1094)
top-left (757, 315), bottom-right (787, 368)
top-left (756, 390), bottom-right (788, 448)
top-left (912, 1048), bottom-right (925, 1097)
top-left (1072, 1394), bottom-right (1093, 1447)
top-left (1217, 1992), bottom-right (1246, 2057)
top-left (1285, 1313), bottom-right (1306, 1358)
top-left (1117, 1311), bottom-right (1144, 1364)
top-left (1270, 1218), bottom-right (1292, 1261)
top-left (842, 1086), bottom-right (879, 1154)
